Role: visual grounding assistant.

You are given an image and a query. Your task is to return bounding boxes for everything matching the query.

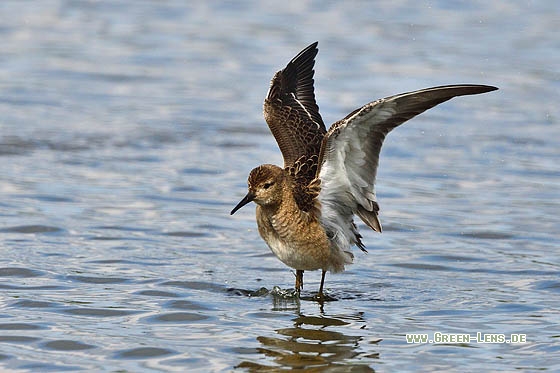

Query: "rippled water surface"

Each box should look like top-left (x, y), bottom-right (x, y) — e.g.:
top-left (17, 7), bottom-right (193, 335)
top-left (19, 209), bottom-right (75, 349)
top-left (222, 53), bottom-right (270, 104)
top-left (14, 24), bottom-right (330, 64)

top-left (1, 1), bottom-right (559, 371)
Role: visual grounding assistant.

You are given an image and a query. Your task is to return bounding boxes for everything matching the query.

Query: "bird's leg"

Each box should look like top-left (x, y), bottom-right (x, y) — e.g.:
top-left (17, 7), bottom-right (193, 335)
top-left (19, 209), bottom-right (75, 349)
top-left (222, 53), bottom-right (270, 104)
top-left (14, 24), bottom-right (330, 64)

top-left (317, 270), bottom-right (327, 300)
top-left (295, 270), bottom-right (304, 293)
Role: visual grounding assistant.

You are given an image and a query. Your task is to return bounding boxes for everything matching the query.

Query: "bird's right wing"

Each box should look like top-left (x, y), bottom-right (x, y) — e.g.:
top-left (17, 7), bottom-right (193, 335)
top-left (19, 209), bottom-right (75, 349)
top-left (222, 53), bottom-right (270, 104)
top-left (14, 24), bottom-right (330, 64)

top-left (317, 85), bottom-right (498, 248)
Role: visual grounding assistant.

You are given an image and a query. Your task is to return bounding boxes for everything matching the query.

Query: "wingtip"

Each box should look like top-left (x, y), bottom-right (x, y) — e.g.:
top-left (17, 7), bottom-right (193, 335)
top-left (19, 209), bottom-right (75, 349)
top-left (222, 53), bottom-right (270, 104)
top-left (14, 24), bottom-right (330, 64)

top-left (482, 85), bottom-right (499, 92)
top-left (435, 84), bottom-right (499, 94)
top-left (414, 84), bottom-right (499, 99)
top-left (291, 42), bottom-right (319, 63)
top-left (464, 84), bottom-right (499, 94)
top-left (305, 41), bottom-right (319, 49)
top-left (468, 84), bottom-right (499, 96)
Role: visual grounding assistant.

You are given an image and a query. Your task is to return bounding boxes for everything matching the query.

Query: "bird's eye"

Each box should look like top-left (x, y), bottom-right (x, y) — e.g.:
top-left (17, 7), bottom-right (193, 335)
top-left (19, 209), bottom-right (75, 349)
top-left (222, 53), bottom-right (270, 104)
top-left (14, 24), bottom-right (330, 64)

top-left (263, 182), bottom-right (274, 189)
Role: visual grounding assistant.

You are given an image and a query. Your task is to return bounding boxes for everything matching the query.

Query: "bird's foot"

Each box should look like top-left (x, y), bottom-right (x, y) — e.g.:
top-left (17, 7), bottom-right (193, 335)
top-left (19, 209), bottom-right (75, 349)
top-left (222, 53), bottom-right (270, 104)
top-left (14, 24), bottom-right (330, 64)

top-left (294, 270), bottom-right (304, 295)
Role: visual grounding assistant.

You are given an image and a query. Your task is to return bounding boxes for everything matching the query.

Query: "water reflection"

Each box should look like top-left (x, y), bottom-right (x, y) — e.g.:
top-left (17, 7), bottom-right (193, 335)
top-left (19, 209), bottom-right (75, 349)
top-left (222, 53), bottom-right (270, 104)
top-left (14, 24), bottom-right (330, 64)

top-left (238, 304), bottom-right (379, 371)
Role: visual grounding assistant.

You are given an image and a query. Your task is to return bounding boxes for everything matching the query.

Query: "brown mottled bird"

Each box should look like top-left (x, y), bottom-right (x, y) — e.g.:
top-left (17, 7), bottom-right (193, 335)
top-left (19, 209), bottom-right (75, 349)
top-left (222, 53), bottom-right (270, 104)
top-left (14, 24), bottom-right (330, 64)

top-left (231, 42), bottom-right (497, 299)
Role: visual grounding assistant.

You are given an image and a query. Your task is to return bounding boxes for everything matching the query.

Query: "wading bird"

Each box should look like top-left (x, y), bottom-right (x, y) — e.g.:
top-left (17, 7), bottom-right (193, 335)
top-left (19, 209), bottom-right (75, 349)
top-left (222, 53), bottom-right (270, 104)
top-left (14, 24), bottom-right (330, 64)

top-left (231, 42), bottom-right (497, 300)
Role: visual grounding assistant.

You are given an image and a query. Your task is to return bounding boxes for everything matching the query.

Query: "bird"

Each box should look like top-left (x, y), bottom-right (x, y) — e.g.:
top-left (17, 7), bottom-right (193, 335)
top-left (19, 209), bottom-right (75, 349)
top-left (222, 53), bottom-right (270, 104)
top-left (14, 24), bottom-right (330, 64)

top-left (230, 41), bottom-right (497, 300)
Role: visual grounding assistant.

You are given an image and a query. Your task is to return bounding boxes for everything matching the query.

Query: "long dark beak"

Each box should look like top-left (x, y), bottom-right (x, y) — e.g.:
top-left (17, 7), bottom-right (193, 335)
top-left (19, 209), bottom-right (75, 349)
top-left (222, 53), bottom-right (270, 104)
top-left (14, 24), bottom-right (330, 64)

top-left (230, 191), bottom-right (255, 215)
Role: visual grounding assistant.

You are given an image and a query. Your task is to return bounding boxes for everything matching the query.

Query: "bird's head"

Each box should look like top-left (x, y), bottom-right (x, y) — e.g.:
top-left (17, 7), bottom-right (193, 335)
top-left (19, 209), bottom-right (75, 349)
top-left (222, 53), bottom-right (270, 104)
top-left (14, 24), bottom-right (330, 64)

top-left (230, 164), bottom-right (285, 214)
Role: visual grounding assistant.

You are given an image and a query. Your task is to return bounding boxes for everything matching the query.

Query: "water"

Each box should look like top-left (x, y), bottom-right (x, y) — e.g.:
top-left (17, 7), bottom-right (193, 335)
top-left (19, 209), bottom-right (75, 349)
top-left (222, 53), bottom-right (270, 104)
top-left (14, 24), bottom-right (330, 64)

top-left (0, 0), bottom-right (558, 371)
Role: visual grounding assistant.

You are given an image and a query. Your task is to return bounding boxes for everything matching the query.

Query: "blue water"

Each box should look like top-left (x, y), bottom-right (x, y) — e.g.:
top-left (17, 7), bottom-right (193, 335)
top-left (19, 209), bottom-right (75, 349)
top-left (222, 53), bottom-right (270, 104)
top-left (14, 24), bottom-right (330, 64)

top-left (0, 0), bottom-right (558, 371)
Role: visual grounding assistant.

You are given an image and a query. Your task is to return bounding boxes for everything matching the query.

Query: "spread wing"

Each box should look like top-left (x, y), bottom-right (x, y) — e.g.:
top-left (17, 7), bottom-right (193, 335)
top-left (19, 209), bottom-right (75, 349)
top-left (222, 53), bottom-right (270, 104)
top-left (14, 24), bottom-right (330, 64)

top-left (317, 84), bottom-right (498, 249)
top-left (263, 42), bottom-right (326, 172)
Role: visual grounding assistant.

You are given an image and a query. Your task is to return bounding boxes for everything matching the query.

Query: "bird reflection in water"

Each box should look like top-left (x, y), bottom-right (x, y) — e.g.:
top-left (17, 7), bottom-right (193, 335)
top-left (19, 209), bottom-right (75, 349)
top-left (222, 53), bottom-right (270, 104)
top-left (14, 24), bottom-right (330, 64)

top-left (236, 304), bottom-right (380, 371)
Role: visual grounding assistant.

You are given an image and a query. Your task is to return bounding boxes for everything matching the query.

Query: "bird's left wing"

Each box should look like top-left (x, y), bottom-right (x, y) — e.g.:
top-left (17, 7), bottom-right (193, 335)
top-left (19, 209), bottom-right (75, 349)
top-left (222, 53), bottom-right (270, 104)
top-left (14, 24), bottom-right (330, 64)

top-left (264, 42), bottom-right (326, 169)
